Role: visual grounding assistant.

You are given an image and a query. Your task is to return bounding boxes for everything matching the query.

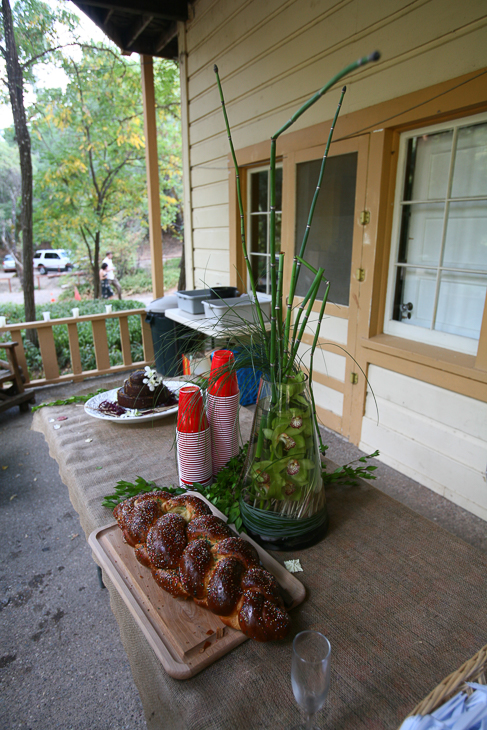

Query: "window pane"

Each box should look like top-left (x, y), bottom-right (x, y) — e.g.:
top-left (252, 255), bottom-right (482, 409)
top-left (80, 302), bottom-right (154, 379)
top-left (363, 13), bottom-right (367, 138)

top-left (405, 131), bottom-right (453, 201)
top-left (398, 202), bottom-right (444, 265)
top-left (250, 254), bottom-right (268, 293)
top-left (451, 122), bottom-right (487, 197)
top-left (250, 171), bottom-right (268, 212)
top-left (275, 167), bottom-right (283, 210)
top-left (435, 271), bottom-right (487, 338)
top-left (295, 152), bottom-right (357, 305)
top-left (393, 266), bottom-right (436, 328)
top-left (250, 214), bottom-right (267, 254)
top-left (443, 201), bottom-right (487, 269)
top-left (275, 212), bottom-right (282, 250)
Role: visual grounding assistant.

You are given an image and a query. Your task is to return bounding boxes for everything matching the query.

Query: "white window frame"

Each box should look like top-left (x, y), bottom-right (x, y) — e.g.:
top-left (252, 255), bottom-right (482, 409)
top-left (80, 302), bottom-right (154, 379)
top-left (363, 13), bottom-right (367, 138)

top-left (384, 111), bottom-right (487, 356)
top-left (246, 163), bottom-right (282, 295)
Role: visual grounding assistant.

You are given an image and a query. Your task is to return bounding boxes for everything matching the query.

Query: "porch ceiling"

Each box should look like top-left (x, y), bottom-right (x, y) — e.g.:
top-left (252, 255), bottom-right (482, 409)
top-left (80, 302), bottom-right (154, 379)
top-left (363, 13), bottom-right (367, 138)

top-left (70, 0), bottom-right (187, 59)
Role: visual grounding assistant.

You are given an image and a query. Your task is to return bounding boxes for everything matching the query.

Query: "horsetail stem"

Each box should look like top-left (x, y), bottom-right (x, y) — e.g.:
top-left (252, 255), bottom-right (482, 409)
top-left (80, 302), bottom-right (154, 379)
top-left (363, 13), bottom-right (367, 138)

top-left (308, 280), bottom-right (330, 448)
top-left (271, 52), bottom-right (379, 141)
top-left (286, 267), bottom-right (325, 373)
top-left (213, 65), bottom-right (268, 353)
top-left (283, 87), bottom-right (346, 349)
top-left (277, 252), bottom-right (285, 367)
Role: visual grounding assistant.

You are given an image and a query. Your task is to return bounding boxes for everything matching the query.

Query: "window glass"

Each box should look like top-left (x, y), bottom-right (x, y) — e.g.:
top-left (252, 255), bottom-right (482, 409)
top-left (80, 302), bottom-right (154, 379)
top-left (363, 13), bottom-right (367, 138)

top-left (387, 113), bottom-right (487, 350)
top-left (393, 266), bottom-right (436, 327)
top-left (33, 252), bottom-right (41, 258)
top-left (251, 171), bottom-right (268, 212)
top-left (247, 165), bottom-right (282, 294)
top-left (397, 203), bottom-right (444, 265)
top-left (436, 272), bottom-right (486, 339)
top-left (406, 131), bottom-right (452, 201)
top-left (250, 215), bottom-right (267, 254)
top-left (294, 152), bottom-right (357, 305)
top-left (443, 201), bottom-right (487, 269)
top-left (451, 122), bottom-right (487, 197)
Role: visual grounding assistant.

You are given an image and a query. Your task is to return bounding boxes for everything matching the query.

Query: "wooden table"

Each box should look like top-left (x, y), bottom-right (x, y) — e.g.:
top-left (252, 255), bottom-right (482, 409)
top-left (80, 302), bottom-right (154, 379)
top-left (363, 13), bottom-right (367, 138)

top-left (32, 382), bottom-right (487, 730)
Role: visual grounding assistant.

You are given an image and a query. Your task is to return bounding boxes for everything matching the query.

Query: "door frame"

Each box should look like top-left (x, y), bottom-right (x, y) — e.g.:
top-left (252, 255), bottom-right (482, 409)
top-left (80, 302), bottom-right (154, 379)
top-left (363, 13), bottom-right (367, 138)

top-left (282, 135), bottom-right (370, 439)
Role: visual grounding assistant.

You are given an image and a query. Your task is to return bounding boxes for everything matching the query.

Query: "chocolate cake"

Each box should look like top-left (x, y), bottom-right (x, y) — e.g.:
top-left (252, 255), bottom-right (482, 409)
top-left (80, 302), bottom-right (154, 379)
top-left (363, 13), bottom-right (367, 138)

top-left (117, 370), bottom-right (176, 410)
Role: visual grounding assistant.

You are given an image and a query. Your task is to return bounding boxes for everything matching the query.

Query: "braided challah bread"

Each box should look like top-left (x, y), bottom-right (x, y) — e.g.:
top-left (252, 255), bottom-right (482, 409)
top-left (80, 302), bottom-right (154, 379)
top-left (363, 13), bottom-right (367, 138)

top-left (113, 492), bottom-right (292, 642)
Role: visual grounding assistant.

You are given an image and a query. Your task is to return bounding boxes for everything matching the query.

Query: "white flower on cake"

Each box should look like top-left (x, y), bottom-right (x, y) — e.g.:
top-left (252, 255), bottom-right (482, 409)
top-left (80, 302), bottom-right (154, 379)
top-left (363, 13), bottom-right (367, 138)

top-left (142, 366), bottom-right (163, 392)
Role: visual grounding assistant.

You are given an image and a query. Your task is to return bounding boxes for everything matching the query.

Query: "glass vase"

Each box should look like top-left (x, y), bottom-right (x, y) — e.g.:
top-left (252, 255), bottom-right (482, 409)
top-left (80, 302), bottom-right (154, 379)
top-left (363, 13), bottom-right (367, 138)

top-left (240, 372), bottom-right (328, 551)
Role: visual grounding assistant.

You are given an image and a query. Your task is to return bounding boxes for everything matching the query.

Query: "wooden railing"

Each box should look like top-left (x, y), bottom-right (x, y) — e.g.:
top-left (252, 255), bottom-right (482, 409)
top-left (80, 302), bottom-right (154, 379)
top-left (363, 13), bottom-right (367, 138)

top-left (0, 310), bottom-right (154, 388)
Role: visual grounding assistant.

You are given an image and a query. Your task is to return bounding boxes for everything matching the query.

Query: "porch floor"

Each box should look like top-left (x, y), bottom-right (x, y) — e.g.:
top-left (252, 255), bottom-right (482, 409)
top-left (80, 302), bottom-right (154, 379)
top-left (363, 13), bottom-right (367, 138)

top-left (1, 374), bottom-right (485, 729)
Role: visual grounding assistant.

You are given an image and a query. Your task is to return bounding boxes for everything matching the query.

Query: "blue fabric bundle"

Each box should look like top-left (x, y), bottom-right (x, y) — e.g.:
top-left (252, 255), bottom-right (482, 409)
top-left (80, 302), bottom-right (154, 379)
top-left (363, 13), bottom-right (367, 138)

top-left (400, 684), bottom-right (487, 730)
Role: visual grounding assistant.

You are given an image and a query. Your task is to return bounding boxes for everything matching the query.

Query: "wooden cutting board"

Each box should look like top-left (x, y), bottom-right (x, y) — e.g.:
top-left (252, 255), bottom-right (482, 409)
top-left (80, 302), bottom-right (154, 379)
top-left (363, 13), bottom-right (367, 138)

top-left (89, 496), bottom-right (306, 679)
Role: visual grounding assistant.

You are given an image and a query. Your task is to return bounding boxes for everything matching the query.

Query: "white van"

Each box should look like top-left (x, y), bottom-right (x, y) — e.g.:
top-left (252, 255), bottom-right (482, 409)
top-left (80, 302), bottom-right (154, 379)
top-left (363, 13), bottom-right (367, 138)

top-left (33, 249), bottom-right (73, 275)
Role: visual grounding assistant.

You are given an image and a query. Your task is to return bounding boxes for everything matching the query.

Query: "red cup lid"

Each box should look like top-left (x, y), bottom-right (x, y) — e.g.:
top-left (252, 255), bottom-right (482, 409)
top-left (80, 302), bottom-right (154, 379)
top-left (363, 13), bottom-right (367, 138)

top-left (208, 350), bottom-right (239, 396)
top-left (177, 385), bottom-right (208, 432)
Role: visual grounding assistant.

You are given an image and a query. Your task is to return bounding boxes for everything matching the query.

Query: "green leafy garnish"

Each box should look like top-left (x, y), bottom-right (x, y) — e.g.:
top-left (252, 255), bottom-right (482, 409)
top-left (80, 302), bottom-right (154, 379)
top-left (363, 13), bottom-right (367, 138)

top-left (32, 388), bottom-right (108, 411)
top-left (101, 446), bottom-right (248, 531)
top-left (322, 449), bottom-right (380, 485)
top-left (101, 444), bottom-right (379, 530)
top-left (191, 445), bottom-right (248, 532)
top-left (102, 475), bottom-right (186, 510)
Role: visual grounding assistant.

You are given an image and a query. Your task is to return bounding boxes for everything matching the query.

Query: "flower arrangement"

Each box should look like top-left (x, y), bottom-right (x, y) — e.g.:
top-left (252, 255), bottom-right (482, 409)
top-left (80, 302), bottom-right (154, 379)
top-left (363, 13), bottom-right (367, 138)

top-left (210, 51), bottom-right (381, 545)
top-left (142, 366), bottom-right (163, 392)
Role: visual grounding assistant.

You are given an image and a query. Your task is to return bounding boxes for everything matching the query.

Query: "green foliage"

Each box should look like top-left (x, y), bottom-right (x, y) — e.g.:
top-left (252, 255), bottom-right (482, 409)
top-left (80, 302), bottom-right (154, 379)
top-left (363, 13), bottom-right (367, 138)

top-left (191, 445), bottom-right (248, 532)
top-left (0, 139), bottom-right (20, 236)
top-left (0, 0), bottom-right (79, 95)
top-left (100, 443), bottom-right (379, 532)
top-left (0, 299), bottom-right (145, 378)
top-left (31, 387), bottom-right (108, 411)
top-left (120, 258), bottom-right (181, 295)
top-left (29, 45), bottom-right (182, 288)
top-left (322, 449), bottom-right (380, 486)
top-left (102, 476), bottom-right (185, 510)
top-left (102, 445), bottom-right (249, 531)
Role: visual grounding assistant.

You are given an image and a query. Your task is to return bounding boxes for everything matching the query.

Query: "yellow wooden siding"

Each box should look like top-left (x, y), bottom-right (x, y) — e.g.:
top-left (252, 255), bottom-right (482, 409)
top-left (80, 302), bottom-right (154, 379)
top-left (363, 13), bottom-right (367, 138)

top-left (184, 0), bottom-right (487, 285)
top-left (297, 342), bottom-right (347, 382)
top-left (360, 365), bottom-right (487, 520)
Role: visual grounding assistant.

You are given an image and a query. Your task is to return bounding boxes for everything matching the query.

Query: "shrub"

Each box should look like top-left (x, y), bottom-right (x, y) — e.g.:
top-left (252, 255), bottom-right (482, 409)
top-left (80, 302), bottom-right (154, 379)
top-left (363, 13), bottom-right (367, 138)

top-left (120, 258), bottom-right (181, 294)
top-left (0, 299), bottom-right (146, 379)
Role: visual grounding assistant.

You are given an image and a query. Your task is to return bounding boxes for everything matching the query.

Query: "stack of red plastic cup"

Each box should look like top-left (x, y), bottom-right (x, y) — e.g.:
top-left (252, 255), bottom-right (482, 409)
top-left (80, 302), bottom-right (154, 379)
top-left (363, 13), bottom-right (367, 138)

top-left (207, 350), bottom-right (240, 476)
top-left (176, 385), bottom-right (212, 487)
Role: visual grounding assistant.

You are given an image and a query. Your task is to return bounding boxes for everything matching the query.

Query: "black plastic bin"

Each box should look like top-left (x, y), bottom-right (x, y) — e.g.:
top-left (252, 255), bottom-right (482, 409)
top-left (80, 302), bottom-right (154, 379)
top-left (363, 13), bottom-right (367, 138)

top-left (145, 295), bottom-right (201, 377)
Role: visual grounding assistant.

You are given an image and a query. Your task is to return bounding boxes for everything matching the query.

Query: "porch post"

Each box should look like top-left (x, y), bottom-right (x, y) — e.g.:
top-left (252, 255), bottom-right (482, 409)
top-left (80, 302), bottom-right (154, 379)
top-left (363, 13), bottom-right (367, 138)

top-left (140, 54), bottom-right (164, 299)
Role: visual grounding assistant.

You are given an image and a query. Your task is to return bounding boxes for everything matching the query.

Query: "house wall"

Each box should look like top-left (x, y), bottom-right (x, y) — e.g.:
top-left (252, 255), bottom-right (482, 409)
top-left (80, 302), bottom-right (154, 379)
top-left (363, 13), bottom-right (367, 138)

top-left (178, 0), bottom-right (487, 520)
top-left (180, 0), bottom-right (487, 287)
top-left (361, 366), bottom-right (487, 521)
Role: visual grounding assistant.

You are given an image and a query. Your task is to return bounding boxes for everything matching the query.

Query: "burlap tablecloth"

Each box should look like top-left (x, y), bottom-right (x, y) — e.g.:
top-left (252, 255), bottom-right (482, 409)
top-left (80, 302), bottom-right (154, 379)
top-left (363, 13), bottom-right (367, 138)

top-left (32, 383), bottom-right (487, 730)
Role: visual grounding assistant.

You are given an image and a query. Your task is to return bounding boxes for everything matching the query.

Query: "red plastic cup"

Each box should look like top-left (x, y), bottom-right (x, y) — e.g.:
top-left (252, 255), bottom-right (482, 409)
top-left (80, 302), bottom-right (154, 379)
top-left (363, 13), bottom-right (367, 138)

top-left (176, 427), bottom-right (212, 486)
top-left (177, 385), bottom-right (208, 433)
top-left (208, 350), bottom-right (239, 396)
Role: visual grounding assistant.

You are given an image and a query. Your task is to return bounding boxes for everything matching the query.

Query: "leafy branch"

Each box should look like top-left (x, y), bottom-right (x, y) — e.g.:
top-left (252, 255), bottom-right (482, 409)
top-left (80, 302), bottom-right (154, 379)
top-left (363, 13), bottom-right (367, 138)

top-left (101, 444), bottom-right (380, 531)
top-left (102, 476), bottom-right (185, 510)
top-left (31, 388), bottom-right (108, 411)
top-left (322, 449), bottom-right (380, 485)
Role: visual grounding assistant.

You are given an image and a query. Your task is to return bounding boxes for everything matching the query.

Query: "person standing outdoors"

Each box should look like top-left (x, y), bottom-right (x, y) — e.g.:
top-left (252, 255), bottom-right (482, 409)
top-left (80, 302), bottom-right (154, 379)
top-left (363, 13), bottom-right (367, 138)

top-left (102, 251), bottom-right (122, 300)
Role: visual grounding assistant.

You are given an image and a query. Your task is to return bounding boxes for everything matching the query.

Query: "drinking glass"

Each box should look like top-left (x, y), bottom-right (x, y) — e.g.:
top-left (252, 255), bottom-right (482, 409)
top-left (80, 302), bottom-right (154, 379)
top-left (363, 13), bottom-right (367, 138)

top-left (291, 630), bottom-right (331, 729)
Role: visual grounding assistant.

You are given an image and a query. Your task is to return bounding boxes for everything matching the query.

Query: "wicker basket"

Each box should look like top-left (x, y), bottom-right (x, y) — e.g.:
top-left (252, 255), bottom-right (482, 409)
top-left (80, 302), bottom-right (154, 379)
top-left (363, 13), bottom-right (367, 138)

top-left (402, 643), bottom-right (487, 724)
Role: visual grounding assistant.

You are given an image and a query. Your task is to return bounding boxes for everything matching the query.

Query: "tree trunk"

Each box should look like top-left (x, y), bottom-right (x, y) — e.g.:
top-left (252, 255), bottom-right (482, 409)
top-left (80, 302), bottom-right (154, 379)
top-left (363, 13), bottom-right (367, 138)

top-left (2, 0), bottom-right (36, 341)
top-left (178, 240), bottom-right (185, 292)
top-left (93, 231), bottom-right (101, 298)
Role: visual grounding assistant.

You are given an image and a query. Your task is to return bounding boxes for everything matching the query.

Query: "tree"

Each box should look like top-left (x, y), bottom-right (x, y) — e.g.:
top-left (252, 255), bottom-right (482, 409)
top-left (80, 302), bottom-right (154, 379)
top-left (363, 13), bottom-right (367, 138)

top-left (31, 46), bottom-right (182, 298)
top-left (0, 138), bottom-right (22, 277)
top-left (0, 0), bottom-right (79, 331)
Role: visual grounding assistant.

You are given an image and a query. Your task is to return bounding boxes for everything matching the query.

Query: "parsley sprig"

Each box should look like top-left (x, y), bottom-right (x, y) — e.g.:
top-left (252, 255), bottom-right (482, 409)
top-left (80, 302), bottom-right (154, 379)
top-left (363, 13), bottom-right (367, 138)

top-left (101, 444), bottom-right (379, 533)
top-left (102, 445), bottom-right (248, 531)
top-left (32, 388), bottom-right (108, 411)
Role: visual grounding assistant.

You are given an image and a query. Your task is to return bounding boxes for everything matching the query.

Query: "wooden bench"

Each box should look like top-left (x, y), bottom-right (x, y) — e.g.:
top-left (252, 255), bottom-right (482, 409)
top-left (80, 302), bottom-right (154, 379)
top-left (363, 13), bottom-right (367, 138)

top-left (0, 342), bottom-right (35, 414)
